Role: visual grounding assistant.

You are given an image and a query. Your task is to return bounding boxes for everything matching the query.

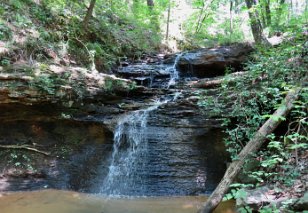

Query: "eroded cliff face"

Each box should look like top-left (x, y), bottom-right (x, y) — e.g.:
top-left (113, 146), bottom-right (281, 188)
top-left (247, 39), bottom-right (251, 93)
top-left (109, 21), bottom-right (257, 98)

top-left (0, 44), bottom-right (251, 195)
top-left (0, 63), bottom-right (138, 105)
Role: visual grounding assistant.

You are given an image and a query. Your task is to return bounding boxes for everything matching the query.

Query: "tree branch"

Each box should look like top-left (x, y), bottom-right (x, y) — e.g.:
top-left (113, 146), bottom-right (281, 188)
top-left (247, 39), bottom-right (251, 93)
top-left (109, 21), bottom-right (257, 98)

top-left (0, 145), bottom-right (50, 156)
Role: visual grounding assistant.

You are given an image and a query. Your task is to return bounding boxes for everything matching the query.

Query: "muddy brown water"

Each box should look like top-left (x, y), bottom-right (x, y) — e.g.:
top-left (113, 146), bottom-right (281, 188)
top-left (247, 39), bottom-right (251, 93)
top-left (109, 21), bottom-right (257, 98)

top-left (0, 190), bottom-right (235, 213)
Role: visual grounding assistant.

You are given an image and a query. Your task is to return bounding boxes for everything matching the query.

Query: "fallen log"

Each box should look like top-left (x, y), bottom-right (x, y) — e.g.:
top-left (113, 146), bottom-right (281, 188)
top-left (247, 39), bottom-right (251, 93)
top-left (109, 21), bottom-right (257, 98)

top-left (0, 74), bottom-right (33, 81)
top-left (0, 144), bottom-right (50, 156)
top-left (198, 87), bottom-right (301, 213)
top-left (191, 72), bottom-right (247, 89)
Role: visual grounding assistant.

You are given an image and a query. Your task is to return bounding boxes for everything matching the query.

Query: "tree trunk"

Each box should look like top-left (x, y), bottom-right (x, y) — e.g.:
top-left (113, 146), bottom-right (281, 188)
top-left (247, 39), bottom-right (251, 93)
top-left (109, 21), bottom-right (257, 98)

top-left (198, 88), bottom-right (301, 213)
top-left (245, 0), bottom-right (269, 45)
top-left (83, 0), bottom-right (96, 29)
top-left (195, 0), bottom-right (216, 34)
top-left (165, 0), bottom-right (171, 40)
top-left (230, 0), bottom-right (233, 36)
top-left (265, 0), bottom-right (271, 26)
top-left (191, 71), bottom-right (248, 88)
top-left (274, 0), bottom-right (285, 30)
top-left (260, 0), bottom-right (271, 27)
top-left (195, 1), bottom-right (206, 34)
top-left (147, 0), bottom-right (154, 9)
top-left (146, 0), bottom-right (159, 31)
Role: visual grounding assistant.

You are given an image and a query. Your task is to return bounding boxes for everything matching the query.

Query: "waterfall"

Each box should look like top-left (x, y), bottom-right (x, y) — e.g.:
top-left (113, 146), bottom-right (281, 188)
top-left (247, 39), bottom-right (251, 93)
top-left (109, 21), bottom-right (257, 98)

top-left (100, 53), bottom-right (184, 196)
top-left (167, 53), bottom-right (182, 88)
top-left (100, 100), bottom-right (167, 196)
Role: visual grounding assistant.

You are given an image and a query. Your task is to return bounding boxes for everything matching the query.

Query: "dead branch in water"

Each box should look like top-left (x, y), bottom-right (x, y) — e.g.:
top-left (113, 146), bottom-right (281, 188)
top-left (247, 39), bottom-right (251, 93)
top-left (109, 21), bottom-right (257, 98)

top-left (0, 144), bottom-right (50, 156)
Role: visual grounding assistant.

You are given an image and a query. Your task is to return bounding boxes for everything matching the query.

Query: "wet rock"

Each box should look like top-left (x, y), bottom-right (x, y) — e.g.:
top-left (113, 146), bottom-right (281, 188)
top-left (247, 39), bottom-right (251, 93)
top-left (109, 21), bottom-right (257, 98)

top-left (236, 186), bottom-right (294, 211)
top-left (163, 54), bottom-right (178, 64)
top-left (177, 43), bottom-right (253, 78)
top-left (117, 64), bottom-right (173, 87)
top-left (293, 192), bottom-right (308, 211)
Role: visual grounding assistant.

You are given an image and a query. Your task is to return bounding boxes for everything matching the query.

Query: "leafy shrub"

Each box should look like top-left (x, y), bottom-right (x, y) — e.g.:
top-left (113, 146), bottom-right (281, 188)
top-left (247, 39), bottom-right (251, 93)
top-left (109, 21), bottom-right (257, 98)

top-left (0, 22), bottom-right (12, 41)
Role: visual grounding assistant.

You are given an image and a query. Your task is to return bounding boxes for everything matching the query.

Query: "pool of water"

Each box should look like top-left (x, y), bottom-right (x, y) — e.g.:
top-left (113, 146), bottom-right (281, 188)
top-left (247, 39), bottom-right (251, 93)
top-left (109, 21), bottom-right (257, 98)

top-left (0, 190), bottom-right (235, 213)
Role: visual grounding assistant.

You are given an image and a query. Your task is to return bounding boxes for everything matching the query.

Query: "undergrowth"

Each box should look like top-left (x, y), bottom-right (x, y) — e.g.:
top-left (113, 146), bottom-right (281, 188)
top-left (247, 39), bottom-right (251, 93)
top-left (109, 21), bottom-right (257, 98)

top-left (0, 0), bottom-right (162, 71)
top-left (198, 28), bottom-right (307, 211)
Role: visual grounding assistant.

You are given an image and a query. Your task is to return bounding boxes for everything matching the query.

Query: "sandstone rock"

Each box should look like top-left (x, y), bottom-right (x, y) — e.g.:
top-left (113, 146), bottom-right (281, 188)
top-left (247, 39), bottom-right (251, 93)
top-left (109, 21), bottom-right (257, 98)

top-left (117, 64), bottom-right (171, 87)
top-left (177, 43), bottom-right (253, 78)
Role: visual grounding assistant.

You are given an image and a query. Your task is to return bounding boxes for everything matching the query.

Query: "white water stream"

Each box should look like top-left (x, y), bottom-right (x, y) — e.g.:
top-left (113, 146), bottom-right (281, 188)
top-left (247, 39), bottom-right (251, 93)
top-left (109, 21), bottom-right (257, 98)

top-left (167, 53), bottom-right (182, 88)
top-left (100, 55), bottom-right (182, 196)
top-left (100, 99), bottom-right (168, 195)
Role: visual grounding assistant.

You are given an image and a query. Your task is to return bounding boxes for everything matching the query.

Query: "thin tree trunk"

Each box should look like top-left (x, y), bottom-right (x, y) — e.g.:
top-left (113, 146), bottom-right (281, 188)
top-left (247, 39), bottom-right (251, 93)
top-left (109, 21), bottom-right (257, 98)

top-left (147, 0), bottom-right (159, 31)
top-left (195, 0), bottom-right (216, 34)
top-left (198, 88), bottom-right (301, 213)
top-left (147, 0), bottom-right (154, 9)
top-left (195, 1), bottom-right (206, 34)
top-left (289, 0), bottom-right (293, 22)
top-left (260, 0), bottom-right (271, 27)
top-left (230, 0), bottom-right (233, 36)
top-left (83, 0), bottom-right (96, 29)
top-left (245, 0), bottom-right (269, 45)
top-left (265, 0), bottom-right (271, 26)
top-left (275, 0), bottom-right (286, 27)
top-left (165, 0), bottom-right (171, 40)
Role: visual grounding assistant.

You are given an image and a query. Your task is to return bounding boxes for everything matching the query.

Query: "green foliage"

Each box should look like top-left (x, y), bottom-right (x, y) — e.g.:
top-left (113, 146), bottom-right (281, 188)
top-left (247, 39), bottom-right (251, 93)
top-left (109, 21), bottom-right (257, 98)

top-left (9, 0), bottom-right (24, 10)
top-left (259, 205), bottom-right (280, 213)
top-left (0, 21), bottom-right (12, 41)
top-left (180, 0), bottom-right (308, 48)
top-left (104, 77), bottom-right (125, 92)
top-left (8, 151), bottom-right (35, 172)
top-left (1, 0), bottom-right (164, 72)
top-left (223, 183), bottom-right (253, 201)
top-left (32, 75), bottom-right (56, 94)
top-left (198, 26), bottom-right (307, 211)
top-left (197, 96), bottom-right (224, 116)
top-left (0, 57), bottom-right (11, 66)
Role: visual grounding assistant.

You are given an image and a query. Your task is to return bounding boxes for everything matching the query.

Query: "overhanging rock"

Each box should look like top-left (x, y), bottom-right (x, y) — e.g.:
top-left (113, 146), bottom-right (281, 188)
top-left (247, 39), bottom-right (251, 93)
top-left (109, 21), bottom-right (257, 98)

top-left (177, 43), bottom-right (253, 78)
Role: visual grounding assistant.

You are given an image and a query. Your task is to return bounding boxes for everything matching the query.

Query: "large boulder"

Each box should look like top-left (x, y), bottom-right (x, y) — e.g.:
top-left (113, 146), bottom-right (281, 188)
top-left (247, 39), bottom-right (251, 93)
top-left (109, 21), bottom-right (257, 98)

top-left (177, 43), bottom-right (253, 78)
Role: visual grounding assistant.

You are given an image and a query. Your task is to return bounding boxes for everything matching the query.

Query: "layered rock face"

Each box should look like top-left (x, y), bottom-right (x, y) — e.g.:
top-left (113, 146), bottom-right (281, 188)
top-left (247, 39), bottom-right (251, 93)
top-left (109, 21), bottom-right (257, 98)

top-left (0, 44), bottom-right (250, 195)
top-left (176, 43), bottom-right (253, 78)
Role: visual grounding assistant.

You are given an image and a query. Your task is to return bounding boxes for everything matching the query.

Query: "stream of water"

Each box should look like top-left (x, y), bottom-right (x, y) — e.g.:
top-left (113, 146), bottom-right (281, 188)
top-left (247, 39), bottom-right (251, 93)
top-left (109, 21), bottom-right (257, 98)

top-left (100, 100), bottom-right (169, 195)
top-left (100, 55), bottom-right (185, 196)
top-left (167, 53), bottom-right (182, 88)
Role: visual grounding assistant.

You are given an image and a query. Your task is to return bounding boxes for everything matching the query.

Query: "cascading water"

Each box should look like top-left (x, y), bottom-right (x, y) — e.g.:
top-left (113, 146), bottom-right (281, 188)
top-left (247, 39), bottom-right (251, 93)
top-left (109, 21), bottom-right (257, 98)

top-left (167, 53), bottom-right (182, 88)
top-left (100, 55), bottom-right (183, 196)
top-left (100, 100), bottom-right (167, 196)
top-left (99, 53), bottom-right (224, 197)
